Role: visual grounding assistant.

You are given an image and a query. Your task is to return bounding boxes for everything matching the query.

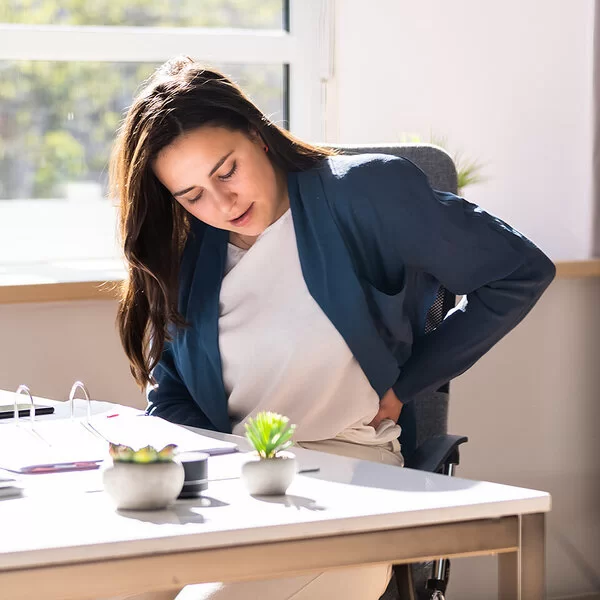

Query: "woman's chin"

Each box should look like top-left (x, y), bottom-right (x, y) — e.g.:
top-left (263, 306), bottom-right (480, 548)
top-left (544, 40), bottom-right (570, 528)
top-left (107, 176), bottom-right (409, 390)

top-left (237, 225), bottom-right (263, 237)
top-left (240, 219), bottom-right (270, 238)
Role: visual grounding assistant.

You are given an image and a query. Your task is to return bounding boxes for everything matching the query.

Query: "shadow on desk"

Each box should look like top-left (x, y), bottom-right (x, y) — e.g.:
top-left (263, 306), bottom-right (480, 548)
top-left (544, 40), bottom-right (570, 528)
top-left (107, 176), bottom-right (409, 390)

top-left (118, 496), bottom-right (228, 524)
top-left (252, 494), bottom-right (326, 512)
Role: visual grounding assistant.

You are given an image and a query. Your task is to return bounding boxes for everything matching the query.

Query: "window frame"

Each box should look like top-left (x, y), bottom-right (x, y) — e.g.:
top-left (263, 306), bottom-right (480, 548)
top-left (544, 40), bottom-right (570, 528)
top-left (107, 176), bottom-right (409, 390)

top-left (0, 0), bottom-right (330, 142)
top-left (0, 0), bottom-right (332, 298)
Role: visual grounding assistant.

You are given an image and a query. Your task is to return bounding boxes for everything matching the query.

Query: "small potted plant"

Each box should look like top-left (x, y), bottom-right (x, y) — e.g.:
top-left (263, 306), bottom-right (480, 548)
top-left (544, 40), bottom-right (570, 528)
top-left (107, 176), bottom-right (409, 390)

top-left (102, 442), bottom-right (184, 510)
top-left (241, 411), bottom-right (297, 496)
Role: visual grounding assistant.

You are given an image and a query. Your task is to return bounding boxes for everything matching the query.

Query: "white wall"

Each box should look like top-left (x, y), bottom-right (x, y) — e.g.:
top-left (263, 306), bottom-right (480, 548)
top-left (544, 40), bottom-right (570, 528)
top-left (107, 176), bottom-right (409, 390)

top-left (329, 0), bottom-right (595, 260)
top-left (448, 277), bottom-right (600, 599)
top-left (0, 300), bottom-right (142, 407)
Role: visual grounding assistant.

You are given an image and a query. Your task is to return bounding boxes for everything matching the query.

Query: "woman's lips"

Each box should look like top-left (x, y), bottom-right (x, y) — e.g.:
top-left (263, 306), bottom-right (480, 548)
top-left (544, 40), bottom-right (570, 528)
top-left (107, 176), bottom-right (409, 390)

top-left (230, 203), bottom-right (254, 227)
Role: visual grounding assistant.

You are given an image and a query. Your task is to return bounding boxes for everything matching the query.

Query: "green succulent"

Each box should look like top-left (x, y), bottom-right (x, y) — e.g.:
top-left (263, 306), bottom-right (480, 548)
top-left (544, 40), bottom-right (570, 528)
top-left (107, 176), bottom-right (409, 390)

top-left (244, 411), bottom-right (296, 459)
top-left (108, 442), bottom-right (178, 464)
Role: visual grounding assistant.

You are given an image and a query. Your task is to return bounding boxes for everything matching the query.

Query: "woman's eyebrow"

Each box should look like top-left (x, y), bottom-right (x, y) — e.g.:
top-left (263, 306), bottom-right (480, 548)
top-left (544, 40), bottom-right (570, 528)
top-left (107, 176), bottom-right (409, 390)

top-left (173, 185), bottom-right (196, 198)
top-left (172, 150), bottom-right (234, 197)
top-left (208, 150), bottom-right (234, 177)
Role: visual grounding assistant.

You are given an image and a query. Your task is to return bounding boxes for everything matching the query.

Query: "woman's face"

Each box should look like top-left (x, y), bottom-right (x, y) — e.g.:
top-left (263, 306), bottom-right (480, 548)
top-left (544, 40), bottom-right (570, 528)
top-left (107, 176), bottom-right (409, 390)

top-left (152, 125), bottom-right (288, 239)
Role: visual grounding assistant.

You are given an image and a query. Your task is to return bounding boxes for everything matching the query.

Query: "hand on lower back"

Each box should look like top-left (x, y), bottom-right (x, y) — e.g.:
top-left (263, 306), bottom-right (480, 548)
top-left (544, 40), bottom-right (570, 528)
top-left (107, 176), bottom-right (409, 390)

top-left (368, 388), bottom-right (403, 430)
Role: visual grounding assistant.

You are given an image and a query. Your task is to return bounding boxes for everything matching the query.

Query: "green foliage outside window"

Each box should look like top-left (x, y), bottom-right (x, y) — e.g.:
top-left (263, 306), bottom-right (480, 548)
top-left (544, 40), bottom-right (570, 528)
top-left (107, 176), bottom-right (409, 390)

top-left (1, 0), bottom-right (283, 28)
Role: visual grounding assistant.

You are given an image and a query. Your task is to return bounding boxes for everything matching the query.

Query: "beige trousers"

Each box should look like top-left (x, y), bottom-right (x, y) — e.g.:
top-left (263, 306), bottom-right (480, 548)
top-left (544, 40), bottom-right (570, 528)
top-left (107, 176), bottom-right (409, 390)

top-left (298, 437), bottom-right (405, 467)
top-left (106, 439), bottom-right (404, 600)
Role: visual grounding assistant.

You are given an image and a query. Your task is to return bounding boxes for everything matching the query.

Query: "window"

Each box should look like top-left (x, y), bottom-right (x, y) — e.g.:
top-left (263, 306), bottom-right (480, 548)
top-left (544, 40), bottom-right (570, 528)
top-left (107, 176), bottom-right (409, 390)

top-left (0, 0), bottom-right (328, 286)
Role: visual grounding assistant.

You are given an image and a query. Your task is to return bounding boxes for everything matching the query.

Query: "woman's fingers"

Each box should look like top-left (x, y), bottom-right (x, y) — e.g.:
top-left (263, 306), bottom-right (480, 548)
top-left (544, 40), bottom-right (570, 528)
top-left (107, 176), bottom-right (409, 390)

top-left (368, 410), bottom-right (383, 430)
top-left (369, 389), bottom-right (404, 429)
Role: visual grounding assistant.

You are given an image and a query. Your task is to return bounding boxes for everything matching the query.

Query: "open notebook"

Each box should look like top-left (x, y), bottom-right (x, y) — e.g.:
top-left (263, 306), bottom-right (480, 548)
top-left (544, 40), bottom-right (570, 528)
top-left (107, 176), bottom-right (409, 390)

top-left (0, 413), bottom-right (237, 474)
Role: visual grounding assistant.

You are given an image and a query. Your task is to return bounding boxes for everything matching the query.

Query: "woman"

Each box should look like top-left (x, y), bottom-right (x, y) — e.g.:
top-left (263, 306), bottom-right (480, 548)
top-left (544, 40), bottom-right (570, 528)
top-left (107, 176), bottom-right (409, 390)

top-left (110, 56), bottom-right (555, 600)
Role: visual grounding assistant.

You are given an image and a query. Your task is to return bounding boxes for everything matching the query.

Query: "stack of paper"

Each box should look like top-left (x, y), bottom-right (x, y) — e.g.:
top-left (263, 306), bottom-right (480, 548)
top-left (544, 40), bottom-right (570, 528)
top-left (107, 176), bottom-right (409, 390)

top-left (0, 414), bottom-right (237, 474)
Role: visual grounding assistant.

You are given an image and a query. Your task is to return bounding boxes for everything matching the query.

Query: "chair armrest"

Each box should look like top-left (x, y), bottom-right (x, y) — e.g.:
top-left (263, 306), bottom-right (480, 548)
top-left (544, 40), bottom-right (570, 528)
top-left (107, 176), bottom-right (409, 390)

top-left (404, 434), bottom-right (468, 473)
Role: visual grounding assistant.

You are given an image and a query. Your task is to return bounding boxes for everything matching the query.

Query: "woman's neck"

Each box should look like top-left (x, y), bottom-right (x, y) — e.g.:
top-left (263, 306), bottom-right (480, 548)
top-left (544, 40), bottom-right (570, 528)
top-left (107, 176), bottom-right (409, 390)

top-left (229, 232), bottom-right (256, 250)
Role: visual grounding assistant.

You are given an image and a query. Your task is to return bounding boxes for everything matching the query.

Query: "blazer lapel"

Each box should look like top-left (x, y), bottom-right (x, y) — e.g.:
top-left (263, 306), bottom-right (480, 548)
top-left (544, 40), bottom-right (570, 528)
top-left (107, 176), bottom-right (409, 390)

top-left (288, 169), bottom-right (400, 398)
top-left (180, 224), bottom-right (231, 433)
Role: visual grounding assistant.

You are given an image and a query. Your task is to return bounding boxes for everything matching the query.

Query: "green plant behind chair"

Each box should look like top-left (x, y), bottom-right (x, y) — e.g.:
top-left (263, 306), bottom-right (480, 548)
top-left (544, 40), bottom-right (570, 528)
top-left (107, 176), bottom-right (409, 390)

top-left (399, 133), bottom-right (487, 195)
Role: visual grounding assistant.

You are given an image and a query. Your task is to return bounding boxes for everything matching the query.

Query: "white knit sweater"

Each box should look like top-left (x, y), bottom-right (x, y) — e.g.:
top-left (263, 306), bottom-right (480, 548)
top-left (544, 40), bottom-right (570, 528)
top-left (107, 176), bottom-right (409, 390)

top-left (218, 209), bottom-right (400, 445)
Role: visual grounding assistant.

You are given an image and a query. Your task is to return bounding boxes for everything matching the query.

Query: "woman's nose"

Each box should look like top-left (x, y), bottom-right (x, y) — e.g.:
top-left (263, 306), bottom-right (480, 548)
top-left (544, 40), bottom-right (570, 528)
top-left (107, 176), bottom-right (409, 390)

top-left (213, 187), bottom-right (236, 213)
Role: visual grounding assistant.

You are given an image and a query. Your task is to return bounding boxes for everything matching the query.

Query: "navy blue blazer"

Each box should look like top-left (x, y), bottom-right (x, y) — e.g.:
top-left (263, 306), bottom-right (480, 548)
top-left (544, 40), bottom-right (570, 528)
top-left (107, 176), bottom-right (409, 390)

top-left (147, 154), bottom-right (555, 451)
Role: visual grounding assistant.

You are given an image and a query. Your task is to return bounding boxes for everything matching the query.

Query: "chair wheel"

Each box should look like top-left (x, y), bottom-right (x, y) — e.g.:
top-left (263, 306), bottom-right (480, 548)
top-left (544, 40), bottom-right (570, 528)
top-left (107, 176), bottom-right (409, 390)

top-left (429, 592), bottom-right (445, 600)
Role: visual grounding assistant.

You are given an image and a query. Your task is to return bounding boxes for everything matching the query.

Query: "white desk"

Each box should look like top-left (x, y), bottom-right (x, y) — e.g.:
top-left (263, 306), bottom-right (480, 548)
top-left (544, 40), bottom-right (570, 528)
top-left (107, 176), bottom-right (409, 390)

top-left (0, 401), bottom-right (550, 600)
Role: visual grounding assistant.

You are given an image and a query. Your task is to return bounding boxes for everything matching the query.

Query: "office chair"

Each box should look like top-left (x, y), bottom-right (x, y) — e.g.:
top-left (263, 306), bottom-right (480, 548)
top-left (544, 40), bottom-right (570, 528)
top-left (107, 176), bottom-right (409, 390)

top-left (331, 144), bottom-right (469, 600)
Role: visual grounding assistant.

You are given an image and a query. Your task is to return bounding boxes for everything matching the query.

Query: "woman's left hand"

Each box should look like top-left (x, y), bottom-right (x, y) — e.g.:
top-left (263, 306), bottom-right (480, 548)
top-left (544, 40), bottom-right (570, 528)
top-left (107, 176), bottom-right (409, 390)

top-left (368, 388), bottom-right (403, 430)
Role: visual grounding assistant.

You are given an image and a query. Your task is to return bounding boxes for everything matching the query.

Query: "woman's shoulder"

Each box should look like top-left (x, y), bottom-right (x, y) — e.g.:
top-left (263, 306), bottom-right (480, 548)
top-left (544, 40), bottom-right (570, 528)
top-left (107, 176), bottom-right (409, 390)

top-left (305, 153), bottom-right (427, 208)
top-left (302, 153), bottom-right (427, 219)
top-left (315, 152), bottom-right (424, 185)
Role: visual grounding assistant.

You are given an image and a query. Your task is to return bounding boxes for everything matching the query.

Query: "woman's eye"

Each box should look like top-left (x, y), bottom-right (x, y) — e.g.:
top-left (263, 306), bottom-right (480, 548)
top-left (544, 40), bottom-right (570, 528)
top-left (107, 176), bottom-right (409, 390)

top-left (182, 161), bottom-right (236, 204)
top-left (218, 161), bottom-right (237, 181)
top-left (187, 191), bottom-right (203, 204)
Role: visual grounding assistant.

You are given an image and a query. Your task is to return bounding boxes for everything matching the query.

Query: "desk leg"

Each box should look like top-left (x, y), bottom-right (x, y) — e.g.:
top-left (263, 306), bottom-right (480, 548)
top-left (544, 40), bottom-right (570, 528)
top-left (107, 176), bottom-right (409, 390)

top-left (498, 551), bottom-right (518, 600)
top-left (498, 512), bottom-right (546, 600)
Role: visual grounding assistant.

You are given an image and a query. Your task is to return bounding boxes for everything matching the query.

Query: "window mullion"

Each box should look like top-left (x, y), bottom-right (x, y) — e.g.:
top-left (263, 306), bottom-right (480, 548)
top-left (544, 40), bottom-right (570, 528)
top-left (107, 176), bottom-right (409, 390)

top-left (0, 25), bottom-right (294, 63)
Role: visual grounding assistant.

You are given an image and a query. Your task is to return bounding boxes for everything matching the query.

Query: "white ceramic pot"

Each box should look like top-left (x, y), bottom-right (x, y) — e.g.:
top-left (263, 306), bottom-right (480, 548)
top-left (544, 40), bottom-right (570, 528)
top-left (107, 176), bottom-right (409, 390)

top-left (240, 451), bottom-right (297, 496)
top-left (102, 460), bottom-right (185, 510)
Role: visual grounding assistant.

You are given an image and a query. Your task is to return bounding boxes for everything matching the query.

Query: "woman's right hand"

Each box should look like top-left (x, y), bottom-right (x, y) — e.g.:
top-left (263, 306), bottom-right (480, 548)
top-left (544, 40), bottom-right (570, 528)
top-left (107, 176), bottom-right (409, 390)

top-left (368, 388), bottom-right (403, 430)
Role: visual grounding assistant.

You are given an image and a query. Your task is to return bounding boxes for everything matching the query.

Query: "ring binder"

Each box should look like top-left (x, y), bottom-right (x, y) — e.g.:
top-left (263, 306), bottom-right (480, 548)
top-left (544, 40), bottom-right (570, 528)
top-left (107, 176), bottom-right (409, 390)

top-left (69, 381), bottom-right (111, 443)
top-left (69, 380), bottom-right (92, 422)
top-left (14, 385), bottom-right (50, 446)
top-left (14, 384), bottom-right (34, 424)
top-left (0, 383), bottom-right (237, 474)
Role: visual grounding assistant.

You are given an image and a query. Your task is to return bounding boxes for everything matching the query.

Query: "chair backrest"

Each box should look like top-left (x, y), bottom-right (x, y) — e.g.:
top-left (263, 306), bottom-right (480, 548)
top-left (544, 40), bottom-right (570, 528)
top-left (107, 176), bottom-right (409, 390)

top-left (330, 143), bottom-right (458, 459)
top-left (331, 143), bottom-right (457, 192)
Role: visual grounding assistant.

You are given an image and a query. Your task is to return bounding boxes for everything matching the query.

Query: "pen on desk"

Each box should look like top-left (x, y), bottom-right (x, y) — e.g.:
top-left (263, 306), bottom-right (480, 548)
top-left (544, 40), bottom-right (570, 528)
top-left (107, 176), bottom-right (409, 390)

top-left (25, 461), bottom-right (100, 474)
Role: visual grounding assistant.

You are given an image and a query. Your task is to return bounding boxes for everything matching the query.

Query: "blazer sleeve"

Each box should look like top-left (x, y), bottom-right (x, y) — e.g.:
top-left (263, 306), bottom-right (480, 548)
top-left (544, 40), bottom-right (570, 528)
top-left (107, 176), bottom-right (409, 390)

top-left (146, 341), bottom-right (215, 429)
top-left (339, 155), bottom-right (556, 403)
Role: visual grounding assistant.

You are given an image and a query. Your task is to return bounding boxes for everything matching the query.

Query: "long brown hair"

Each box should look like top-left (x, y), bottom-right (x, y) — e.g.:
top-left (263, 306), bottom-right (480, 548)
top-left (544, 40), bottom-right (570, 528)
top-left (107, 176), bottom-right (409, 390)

top-left (111, 56), bottom-right (335, 389)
